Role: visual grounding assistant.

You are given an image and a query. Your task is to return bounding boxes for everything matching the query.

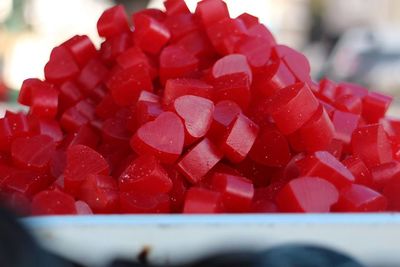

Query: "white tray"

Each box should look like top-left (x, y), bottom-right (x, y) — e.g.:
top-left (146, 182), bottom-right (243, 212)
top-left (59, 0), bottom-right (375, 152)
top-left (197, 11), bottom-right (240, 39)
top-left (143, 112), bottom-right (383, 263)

top-left (23, 214), bottom-right (400, 267)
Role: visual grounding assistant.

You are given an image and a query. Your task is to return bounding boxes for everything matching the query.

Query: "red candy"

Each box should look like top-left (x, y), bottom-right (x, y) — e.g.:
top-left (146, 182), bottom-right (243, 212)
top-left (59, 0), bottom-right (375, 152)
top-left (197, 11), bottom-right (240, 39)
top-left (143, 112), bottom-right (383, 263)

top-left (163, 78), bottom-right (213, 107)
top-left (133, 14), bottom-right (170, 54)
top-left (131, 112), bottom-right (184, 163)
top-left (31, 190), bottom-right (77, 215)
top-left (3, 1), bottom-right (400, 215)
top-left (351, 124), bottom-right (392, 168)
top-left (164, 0), bottom-right (190, 16)
top-left (250, 187), bottom-right (278, 213)
top-left (235, 36), bottom-right (271, 69)
top-left (212, 172), bottom-right (254, 212)
top-left (75, 200), bottom-right (93, 215)
top-left (206, 18), bottom-right (247, 55)
top-left (11, 135), bottom-right (55, 171)
top-left (30, 118), bottom-right (63, 143)
top-left (62, 35), bottom-right (97, 67)
top-left (249, 124), bottom-right (290, 167)
top-left (177, 138), bottom-right (223, 184)
top-left (336, 82), bottom-right (368, 99)
top-left (44, 46), bottom-right (79, 84)
top-left (342, 156), bottom-right (373, 187)
top-left (208, 100), bottom-right (241, 142)
top-left (64, 145), bottom-right (110, 196)
top-left (333, 184), bottom-right (387, 212)
top-left (278, 46), bottom-right (311, 85)
top-left (195, 0), bottom-right (229, 26)
top-left (317, 78), bottom-right (337, 103)
top-left (2, 170), bottom-right (51, 198)
top-left (78, 174), bottom-right (119, 213)
top-left (183, 187), bottom-right (222, 213)
top-left (383, 175), bottom-right (400, 211)
top-left (362, 92), bottom-right (392, 123)
top-left (220, 113), bottom-right (258, 163)
top-left (97, 5), bottom-right (130, 38)
top-left (212, 54), bottom-right (251, 93)
top-left (370, 161), bottom-right (400, 191)
top-left (276, 177), bottom-right (338, 213)
top-left (134, 101), bottom-right (163, 127)
top-left (120, 192), bottom-right (170, 213)
top-left (173, 95), bottom-right (214, 144)
top-left (159, 45), bottom-right (199, 84)
top-left (59, 81), bottom-right (83, 111)
top-left (334, 94), bottom-right (362, 114)
top-left (77, 58), bottom-right (109, 91)
top-left (253, 58), bottom-right (296, 97)
top-left (296, 151), bottom-right (355, 189)
top-left (237, 13), bottom-right (259, 28)
top-left (116, 47), bottom-right (152, 73)
top-left (332, 110), bottom-right (361, 146)
top-left (270, 82), bottom-right (319, 135)
top-left (119, 155), bottom-right (172, 194)
top-left (30, 84), bottom-right (59, 119)
top-left (292, 105), bottom-right (334, 152)
top-left (100, 33), bottom-right (131, 63)
top-left (108, 65), bottom-right (153, 106)
top-left (165, 14), bottom-right (198, 42)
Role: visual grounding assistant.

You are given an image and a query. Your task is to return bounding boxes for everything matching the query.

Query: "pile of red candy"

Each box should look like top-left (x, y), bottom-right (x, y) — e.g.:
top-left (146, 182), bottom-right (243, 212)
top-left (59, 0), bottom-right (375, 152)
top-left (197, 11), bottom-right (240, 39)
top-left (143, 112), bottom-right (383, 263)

top-left (1, 0), bottom-right (400, 215)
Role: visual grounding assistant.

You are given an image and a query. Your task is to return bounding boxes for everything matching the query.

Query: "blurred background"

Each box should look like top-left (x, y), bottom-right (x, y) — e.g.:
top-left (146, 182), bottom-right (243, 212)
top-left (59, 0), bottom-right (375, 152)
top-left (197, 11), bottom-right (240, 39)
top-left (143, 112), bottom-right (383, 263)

top-left (1, 0), bottom-right (400, 114)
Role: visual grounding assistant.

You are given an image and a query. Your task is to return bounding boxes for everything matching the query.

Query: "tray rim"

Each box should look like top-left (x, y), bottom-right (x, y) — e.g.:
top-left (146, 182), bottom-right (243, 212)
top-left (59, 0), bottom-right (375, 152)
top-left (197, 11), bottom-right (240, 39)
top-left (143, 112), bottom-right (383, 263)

top-left (22, 213), bottom-right (400, 227)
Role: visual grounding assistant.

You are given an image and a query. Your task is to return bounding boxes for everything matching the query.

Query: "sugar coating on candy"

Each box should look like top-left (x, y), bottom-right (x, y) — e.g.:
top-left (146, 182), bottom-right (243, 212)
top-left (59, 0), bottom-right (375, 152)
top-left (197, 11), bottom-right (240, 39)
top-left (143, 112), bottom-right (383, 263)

top-left (351, 124), bottom-right (393, 168)
top-left (249, 124), bottom-right (291, 167)
top-left (292, 104), bottom-right (334, 152)
top-left (78, 174), bottom-right (119, 213)
top-left (11, 135), bottom-right (56, 171)
top-left (220, 113), bottom-right (259, 163)
top-left (119, 155), bottom-right (172, 194)
top-left (270, 82), bottom-right (319, 135)
top-left (31, 190), bottom-right (77, 215)
top-left (1, 0), bottom-right (400, 215)
top-left (64, 145), bottom-right (110, 196)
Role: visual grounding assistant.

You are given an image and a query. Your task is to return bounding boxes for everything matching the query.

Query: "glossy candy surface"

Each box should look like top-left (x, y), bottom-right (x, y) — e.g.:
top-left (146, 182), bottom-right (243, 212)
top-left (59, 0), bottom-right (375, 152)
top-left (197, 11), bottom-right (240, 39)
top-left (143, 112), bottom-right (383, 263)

top-left (220, 113), bottom-right (259, 163)
top-left (270, 82), bottom-right (319, 135)
top-left (119, 155), bottom-right (172, 194)
top-left (333, 184), bottom-right (387, 212)
top-left (64, 145), bottom-right (110, 196)
top-left (31, 190), bottom-right (77, 215)
top-left (2, 0), bottom-right (400, 215)
top-left (11, 135), bottom-right (56, 171)
top-left (183, 187), bottom-right (222, 213)
top-left (177, 138), bottom-right (223, 184)
top-left (212, 172), bottom-right (254, 212)
top-left (131, 112), bottom-right (184, 163)
top-left (173, 95), bottom-right (214, 144)
top-left (276, 177), bottom-right (339, 212)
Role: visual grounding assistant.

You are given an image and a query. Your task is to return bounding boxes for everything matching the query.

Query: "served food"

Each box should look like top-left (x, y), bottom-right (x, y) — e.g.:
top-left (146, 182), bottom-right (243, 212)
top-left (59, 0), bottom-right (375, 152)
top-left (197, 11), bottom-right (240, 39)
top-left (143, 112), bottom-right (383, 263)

top-left (0, 0), bottom-right (399, 215)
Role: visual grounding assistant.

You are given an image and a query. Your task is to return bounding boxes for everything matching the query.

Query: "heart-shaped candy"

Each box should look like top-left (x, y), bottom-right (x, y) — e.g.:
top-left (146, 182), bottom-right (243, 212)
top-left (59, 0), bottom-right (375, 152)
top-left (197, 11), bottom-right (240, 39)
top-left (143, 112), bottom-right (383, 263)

top-left (173, 95), bottom-right (214, 145)
top-left (44, 46), bottom-right (80, 84)
top-left (130, 111), bottom-right (184, 163)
